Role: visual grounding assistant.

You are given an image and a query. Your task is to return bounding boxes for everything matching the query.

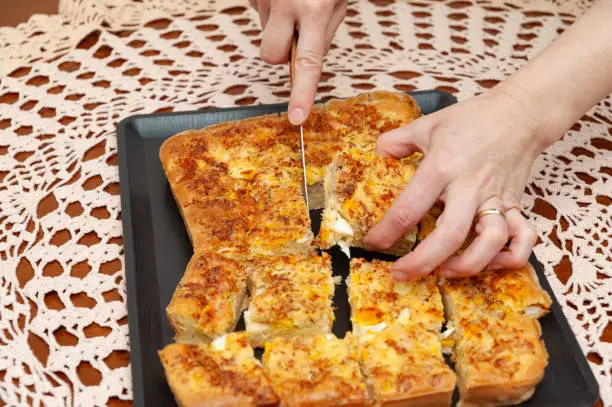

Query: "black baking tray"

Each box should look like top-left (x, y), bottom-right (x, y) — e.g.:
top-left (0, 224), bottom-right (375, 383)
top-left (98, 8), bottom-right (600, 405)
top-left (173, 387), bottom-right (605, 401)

top-left (117, 90), bottom-right (599, 407)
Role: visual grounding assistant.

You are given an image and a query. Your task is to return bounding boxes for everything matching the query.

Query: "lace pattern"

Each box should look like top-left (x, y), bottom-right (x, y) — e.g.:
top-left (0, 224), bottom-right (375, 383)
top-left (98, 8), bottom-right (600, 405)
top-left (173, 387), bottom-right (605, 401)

top-left (0, 0), bottom-right (609, 405)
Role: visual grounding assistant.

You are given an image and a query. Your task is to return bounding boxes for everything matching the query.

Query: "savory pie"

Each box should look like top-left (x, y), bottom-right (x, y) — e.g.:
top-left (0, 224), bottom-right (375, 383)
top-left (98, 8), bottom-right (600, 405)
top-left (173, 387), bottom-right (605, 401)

top-left (244, 253), bottom-right (335, 347)
top-left (262, 333), bottom-right (368, 407)
top-left (167, 251), bottom-right (248, 344)
top-left (158, 332), bottom-right (279, 407)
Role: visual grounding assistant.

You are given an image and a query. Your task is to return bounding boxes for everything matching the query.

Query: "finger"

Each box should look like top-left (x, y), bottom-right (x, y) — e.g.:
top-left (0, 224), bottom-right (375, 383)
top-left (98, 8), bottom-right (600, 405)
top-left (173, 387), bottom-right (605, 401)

top-left (363, 157), bottom-right (447, 251)
top-left (257, 0), bottom-right (270, 27)
top-left (391, 184), bottom-right (476, 281)
top-left (440, 197), bottom-right (509, 278)
top-left (249, 0), bottom-right (258, 10)
top-left (375, 115), bottom-right (435, 159)
top-left (487, 208), bottom-right (537, 269)
top-left (325, 3), bottom-right (347, 52)
top-left (260, 10), bottom-right (294, 64)
top-left (288, 19), bottom-right (328, 125)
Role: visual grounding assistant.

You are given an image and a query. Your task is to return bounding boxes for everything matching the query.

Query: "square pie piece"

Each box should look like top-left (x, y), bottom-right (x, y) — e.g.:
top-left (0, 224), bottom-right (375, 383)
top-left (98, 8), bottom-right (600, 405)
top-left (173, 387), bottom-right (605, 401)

top-left (359, 325), bottom-right (456, 407)
top-left (348, 258), bottom-right (444, 335)
top-left (317, 148), bottom-right (421, 256)
top-left (158, 332), bottom-right (279, 407)
top-left (440, 264), bottom-right (552, 320)
top-left (263, 333), bottom-right (368, 407)
top-left (166, 251), bottom-right (248, 344)
top-left (244, 253), bottom-right (335, 347)
top-left (452, 314), bottom-right (548, 407)
top-left (297, 90), bottom-right (421, 208)
top-left (440, 267), bottom-right (551, 407)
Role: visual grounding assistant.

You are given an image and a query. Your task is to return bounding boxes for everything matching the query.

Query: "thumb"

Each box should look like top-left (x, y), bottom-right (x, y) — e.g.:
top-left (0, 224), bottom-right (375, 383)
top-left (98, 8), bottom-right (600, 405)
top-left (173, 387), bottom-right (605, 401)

top-left (376, 115), bottom-right (435, 158)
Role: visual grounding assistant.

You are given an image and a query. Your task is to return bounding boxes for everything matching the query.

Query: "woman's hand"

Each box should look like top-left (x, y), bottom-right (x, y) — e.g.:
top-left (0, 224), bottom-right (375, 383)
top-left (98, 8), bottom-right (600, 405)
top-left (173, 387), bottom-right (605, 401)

top-left (249, 0), bottom-right (347, 125)
top-left (363, 86), bottom-right (550, 281)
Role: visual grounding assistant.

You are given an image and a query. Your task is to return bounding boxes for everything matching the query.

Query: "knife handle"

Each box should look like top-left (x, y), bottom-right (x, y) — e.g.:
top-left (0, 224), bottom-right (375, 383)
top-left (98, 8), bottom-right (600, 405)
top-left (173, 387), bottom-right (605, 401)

top-left (289, 32), bottom-right (298, 86)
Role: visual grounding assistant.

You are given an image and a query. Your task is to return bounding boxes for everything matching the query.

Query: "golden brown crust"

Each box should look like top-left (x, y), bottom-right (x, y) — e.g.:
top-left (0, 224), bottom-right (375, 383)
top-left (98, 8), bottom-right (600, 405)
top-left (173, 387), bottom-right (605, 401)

top-left (166, 252), bottom-right (248, 344)
top-left (440, 268), bottom-right (550, 407)
top-left (348, 258), bottom-right (444, 334)
top-left (262, 333), bottom-right (368, 407)
top-left (317, 148), bottom-right (421, 256)
top-left (453, 316), bottom-right (548, 407)
top-left (359, 325), bottom-right (456, 407)
top-left (440, 264), bottom-right (552, 320)
top-left (158, 333), bottom-right (280, 407)
top-left (245, 253), bottom-right (335, 347)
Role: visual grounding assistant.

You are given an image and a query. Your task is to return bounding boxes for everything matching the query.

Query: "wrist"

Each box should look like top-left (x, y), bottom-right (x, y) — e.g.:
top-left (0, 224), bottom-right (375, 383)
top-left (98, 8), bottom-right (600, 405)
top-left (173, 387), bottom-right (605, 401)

top-left (491, 80), bottom-right (564, 153)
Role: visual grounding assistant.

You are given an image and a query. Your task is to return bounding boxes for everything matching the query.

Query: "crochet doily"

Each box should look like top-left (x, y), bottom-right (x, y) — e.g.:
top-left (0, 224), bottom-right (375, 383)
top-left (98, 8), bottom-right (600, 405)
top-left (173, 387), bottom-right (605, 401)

top-left (0, 0), bottom-right (609, 406)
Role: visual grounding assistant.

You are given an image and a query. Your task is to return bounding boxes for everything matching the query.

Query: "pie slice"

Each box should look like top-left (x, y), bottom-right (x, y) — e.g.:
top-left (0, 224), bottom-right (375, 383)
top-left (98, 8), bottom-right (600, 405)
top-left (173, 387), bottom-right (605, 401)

top-left (299, 90), bottom-right (421, 208)
top-left (262, 333), bottom-right (368, 407)
top-left (347, 258), bottom-right (444, 335)
top-left (158, 332), bottom-right (279, 407)
top-left (440, 267), bottom-right (551, 406)
top-left (439, 265), bottom-right (552, 321)
top-left (244, 253), bottom-right (335, 347)
top-left (316, 148), bottom-right (422, 256)
top-left (450, 314), bottom-right (548, 407)
top-left (359, 324), bottom-right (456, 407)
top-left (166, 251), bottom-right (248, 344)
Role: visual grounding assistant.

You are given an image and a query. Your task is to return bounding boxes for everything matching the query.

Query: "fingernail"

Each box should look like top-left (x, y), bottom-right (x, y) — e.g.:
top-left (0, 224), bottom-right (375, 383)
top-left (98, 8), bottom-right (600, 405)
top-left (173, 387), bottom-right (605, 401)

top-left (289, 108), bottom-right (304, 125)
top-left (488, 264), bottom-right (503, 270)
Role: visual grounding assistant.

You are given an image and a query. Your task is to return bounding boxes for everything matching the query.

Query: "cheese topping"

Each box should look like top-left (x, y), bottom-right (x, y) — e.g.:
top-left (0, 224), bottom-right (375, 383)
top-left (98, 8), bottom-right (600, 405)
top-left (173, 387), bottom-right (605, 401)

top-left (262, 334), bottom-right (368, 405)
top-left (355, 321), bottom-right (388, 336)
top-left (246, 253), bottom-right (334, 339)
top-left (348, 258), bottom-right (444, 334)
top-left (212, 335), bottom-right (227, 351)
top-left (332, 217), bottom-right (354, 237)
top-left (338, 241), bottom-right (351, 259)
top-left (397, 308), bottom-right (411, 325)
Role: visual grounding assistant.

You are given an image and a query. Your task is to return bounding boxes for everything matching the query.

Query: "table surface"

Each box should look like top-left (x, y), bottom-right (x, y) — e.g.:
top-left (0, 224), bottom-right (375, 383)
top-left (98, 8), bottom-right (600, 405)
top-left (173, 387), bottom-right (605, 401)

top-left (0, 1), bottom-right (609, 406)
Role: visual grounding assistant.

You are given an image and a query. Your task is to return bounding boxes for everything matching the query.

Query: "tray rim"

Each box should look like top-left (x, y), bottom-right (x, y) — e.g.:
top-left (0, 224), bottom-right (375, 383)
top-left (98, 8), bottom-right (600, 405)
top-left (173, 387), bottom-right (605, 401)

top-left (116, 90), bottom-right (599, 407)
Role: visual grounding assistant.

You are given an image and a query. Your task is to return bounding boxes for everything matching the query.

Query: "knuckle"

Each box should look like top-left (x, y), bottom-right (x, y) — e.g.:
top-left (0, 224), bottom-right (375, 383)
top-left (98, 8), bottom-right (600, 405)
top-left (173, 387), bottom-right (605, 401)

top-left (506, 251), bottom-right (529, 269)
top-left (527, 224), bottom-right (538, 245)
top-left (260, 49), bottom-right (281, 63)
top-left (489, 228), bottom-right (508, 247)
top-left (442, 229), bottom-right (465, 249)
top-left (296, 50), bottom-right (324, 71)
top-left (430, 148), bottom-right (455, 179)
top-left (395, 207), bottom-right (418, 229)
top-left (305, 0), bottom-right (331, 14)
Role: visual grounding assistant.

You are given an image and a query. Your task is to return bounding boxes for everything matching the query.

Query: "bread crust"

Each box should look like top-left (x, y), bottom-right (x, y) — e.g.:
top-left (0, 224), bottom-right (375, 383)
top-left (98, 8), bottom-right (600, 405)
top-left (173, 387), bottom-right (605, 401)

top-left (440, 268), bottom-right (550, 407)
top-left (158, 334), bottom-right (280, 407)
top-left (440, 264), bottom-right (552, 320)
top-left (166, 252), bottom-right (248, 344)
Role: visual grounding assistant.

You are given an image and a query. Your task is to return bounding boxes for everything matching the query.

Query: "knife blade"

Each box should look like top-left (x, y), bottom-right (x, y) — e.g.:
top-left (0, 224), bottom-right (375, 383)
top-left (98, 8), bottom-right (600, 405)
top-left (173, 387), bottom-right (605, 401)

top-left (289, 33), bottom-right (310, 209)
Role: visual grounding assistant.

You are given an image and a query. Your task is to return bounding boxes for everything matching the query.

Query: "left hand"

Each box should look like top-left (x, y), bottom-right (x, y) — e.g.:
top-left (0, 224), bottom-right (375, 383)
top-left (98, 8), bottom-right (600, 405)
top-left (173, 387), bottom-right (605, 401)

top-left (363, 85), bottom-right (548, 281)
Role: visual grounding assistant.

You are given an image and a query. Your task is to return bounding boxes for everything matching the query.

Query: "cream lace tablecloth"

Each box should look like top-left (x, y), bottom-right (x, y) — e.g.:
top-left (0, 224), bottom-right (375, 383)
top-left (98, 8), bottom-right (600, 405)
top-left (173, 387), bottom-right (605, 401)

top-left (0, 0), bottom-right (610, 405)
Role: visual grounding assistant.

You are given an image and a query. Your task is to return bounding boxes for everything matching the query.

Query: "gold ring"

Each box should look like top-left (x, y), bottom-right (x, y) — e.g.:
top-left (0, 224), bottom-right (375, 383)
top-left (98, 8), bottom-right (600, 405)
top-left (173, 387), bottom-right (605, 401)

top-left (475, 208), bottom-right (506, 223)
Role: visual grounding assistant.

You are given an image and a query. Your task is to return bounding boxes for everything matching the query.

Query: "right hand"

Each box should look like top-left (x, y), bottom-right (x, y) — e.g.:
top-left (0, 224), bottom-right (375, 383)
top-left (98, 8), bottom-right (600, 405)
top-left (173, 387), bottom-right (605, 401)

top-left (249, 0), bottom-right (347, 125)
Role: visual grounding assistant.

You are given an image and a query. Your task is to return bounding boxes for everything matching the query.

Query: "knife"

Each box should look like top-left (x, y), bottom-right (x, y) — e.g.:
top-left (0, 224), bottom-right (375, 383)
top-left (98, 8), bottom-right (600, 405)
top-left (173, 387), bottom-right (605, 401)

top-left (289, 33), bottom-right (310, 209)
